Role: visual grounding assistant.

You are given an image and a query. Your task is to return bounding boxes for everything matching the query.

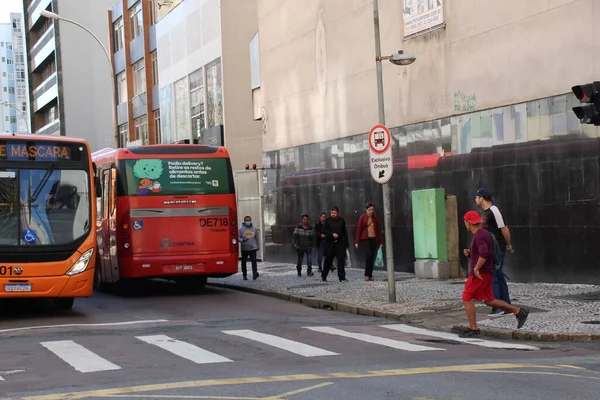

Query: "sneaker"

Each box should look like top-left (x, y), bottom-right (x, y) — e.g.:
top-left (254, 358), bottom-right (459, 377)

top-left (253, 272), bottom-right (259, 280)
top-left (487, 310), bottom-right (506, 318)
top-left (339, 278), bottom-right (348, 282)
top-left (458, 328), bottom-right (480, 338)
top-left (308, 272), bottom-right (314, 277)
top-left (516, 307), bottom-right (529, 329)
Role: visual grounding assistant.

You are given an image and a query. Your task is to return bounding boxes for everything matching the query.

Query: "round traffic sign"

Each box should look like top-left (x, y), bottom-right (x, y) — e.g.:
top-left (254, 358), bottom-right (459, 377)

top-left (368, 124), bottom-right (391, 155)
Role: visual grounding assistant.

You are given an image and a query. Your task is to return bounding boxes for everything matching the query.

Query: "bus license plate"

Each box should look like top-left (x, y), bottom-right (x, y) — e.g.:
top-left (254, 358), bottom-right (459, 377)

top-left (163, 264), bottom-right (195, 273)
top-left (5, 283), bottom-right (32, 292)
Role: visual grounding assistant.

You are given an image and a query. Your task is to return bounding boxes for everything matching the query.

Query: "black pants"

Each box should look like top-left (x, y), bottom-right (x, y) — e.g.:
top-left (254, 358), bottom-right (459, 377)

top-left (241, 250), bottom-right (258, 277)
top-left (322, 244), bottom-right (346, 280)
top-left (361, 237), bottom-right (378, 278)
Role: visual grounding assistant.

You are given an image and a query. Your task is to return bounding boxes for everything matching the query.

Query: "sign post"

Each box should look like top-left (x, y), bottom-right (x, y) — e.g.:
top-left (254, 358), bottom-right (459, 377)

top-left (369, 124), bottom-right (393, 184)
top-left (368, 123), bottom-right (396, 303)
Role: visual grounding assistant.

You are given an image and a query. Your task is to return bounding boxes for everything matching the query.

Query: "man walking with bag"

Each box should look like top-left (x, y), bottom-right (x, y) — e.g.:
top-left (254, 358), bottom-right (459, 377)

top-left (475, 188), bottom-right (513, 317)
top-left (354, 202), bottom-right (383, 281)
top-left (321, 206), bottom-right (349, 282)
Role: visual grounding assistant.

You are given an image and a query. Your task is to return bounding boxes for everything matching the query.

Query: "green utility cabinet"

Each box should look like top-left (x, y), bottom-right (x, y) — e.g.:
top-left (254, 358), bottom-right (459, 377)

top-left (411, 188), bottom-right (448, 262)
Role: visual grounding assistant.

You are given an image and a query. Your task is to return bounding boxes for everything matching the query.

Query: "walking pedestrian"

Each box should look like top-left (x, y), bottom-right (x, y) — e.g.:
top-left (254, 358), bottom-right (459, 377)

top-left (314, 212), bottom-right (328, 273)
top-left (239, 216), bottom-right (259, 280)
top-left (354, 202), bottom-right (383, 281)
top-left (292, 214), bottom-right (315, 276)
top-left (460, 211), bottom-right (528, 338)
top-left (475, 188), bottom-right (514, 317)
top-left (321, 206), bottom-right (349, 282)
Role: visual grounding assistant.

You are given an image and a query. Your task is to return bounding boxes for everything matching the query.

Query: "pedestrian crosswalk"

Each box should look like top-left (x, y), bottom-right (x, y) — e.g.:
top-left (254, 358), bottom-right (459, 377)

top-left (1, 324), bottom-right (540, 380)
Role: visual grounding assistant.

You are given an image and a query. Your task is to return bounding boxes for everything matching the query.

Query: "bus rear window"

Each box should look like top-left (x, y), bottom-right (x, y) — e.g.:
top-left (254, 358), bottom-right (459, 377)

top-left (121, 158), bottom-right (233, 196)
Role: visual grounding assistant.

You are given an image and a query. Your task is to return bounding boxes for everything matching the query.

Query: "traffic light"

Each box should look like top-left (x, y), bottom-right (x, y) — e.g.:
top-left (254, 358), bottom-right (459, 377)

top-left (244, 164), bottom-right (257, 170)
top-left (572, 82), bottom-right (600, 126)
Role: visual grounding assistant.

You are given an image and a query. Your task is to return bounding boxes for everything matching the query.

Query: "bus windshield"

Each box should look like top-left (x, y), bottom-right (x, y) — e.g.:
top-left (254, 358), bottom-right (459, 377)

top-left (120, 157), bottom-right (233, 196)
top-left (0, 168), bottom-right (90, 246)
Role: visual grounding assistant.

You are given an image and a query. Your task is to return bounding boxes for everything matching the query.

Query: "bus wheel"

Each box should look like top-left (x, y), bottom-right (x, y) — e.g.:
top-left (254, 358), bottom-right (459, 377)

top-left (53, 298), bottom-right (74, 311)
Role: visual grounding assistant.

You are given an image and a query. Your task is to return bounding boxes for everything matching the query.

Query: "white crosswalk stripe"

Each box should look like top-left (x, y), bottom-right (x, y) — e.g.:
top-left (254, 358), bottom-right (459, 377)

top-left (40, 340), bottom-right (121, 373)
top-left (380, 324), bottom-right (540, 350)
top-left (136, 335), bottom-right (233, 364)
top-left (14, 324), bottom-right (543, 379)
top-left (304, 326), bottom-right (445, 352)
top-left (223, 329), bottom-right (339, 357)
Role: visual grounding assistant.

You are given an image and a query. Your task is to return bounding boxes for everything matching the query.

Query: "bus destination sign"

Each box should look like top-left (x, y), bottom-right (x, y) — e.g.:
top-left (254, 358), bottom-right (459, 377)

top-left (0, 142), bottom-right (72, 161)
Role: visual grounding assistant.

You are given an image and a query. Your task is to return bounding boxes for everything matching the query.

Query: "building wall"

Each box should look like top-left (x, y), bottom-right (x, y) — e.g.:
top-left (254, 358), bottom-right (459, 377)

top-left (258, 0), bottom-right (600, 151)
top-left (55, 0), bottom-right (116, 151)
top-left (257, 0), bottom-right (600, 284)
top-left (155, 0), bottom-right (262, 170)
top-left (220, 0), bottom-right (262, 170)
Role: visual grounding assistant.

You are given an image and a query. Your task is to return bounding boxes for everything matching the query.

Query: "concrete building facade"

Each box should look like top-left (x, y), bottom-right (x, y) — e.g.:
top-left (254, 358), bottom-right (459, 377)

top-left (22, 0), bottom-right (116, 151)
top-left (154, 0), bottom-right (262, 170)
top-left (256, 0), bottom-right (600, 284)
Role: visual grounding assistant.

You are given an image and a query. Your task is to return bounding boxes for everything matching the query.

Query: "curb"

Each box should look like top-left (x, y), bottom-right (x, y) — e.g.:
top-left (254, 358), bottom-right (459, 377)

top-left (208, 282), bottom-right (600, 342)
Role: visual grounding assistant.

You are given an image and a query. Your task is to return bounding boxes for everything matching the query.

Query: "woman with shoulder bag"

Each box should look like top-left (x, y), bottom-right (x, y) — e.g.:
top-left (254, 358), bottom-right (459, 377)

top-left (354, 202), bottom-right (383, 281)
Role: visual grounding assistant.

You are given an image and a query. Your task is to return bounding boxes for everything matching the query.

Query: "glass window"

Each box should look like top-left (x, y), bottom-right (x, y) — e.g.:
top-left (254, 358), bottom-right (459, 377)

top-left (150, 0), bottom-right (158, 25)
top-left (119, 123), bottom-right (129, 145)
top-left (154, 110), bottom-right (161, 143)
top-left (151, 51), bottom-right (158, 86)
top-left (130, 2), bottom-right (143, 40)
top-left (116, 72), bottom-right (127, 103)
top-left (120, 158), bottom-right (233, 196)
top-left (189, 68), bottom-right (205, 141)
top-left (134, 115), bottom-right (148, 143)
top-left (205, 58), bottom-right (222, 128)
top-left (0, 168), bottom-right (90, 246)
top-left (133, 59), bottom-right (146, 96)
top-left (113, 18), bottom-right (124, 51)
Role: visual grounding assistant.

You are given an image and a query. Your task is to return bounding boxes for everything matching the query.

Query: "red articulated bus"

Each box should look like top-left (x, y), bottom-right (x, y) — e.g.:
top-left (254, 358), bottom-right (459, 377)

top-left (92, 143), bottom-right (238, 291)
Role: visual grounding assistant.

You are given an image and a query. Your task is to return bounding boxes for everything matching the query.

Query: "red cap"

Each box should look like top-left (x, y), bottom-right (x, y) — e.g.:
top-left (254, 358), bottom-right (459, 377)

top-left (463, 211), bottom-right (483, 224)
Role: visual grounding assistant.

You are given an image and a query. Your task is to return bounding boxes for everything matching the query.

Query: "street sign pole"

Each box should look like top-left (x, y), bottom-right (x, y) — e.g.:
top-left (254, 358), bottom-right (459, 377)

top-left (372, 0), bottom-right (396, 303)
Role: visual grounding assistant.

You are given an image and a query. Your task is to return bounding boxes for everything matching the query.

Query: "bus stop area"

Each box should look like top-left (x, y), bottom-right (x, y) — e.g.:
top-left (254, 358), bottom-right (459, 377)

top-left (208, 262), bottom-right (600, 342)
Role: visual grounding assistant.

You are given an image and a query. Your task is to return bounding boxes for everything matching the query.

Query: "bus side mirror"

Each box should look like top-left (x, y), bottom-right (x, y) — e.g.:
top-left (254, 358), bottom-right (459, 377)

top-left (95, 176), bottom-right (102, 198)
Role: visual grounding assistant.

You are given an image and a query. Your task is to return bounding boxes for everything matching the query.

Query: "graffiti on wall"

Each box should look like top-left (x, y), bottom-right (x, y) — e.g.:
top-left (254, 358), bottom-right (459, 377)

top-left (454, 91), bottom-right (478, 112)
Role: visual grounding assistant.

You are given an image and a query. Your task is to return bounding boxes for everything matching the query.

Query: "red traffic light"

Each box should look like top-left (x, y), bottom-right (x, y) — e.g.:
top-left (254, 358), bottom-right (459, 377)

top-left (572, 83), bottom-right (600, 102)
top-left (245, 164), bottom-right (250, 170)
top-left (252, 164), bottom-right (257, 169)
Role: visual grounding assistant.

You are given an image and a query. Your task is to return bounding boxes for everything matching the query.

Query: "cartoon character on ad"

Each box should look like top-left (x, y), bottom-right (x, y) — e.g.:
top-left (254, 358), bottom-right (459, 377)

top-left (133, 159), bottom-right (164, 195)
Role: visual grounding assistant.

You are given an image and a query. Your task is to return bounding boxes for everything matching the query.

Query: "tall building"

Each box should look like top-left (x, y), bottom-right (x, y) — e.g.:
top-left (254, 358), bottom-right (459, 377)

top-left (256, 0), bottom-right (600, 284)
top-left (107, 0), bottom-right (160, 148)
top-left (22, 0), bottom-right (116, 151)
top-left (153, 0), bottom-right (263, 170)
top-left (0, 13), bottom-right (28, 133)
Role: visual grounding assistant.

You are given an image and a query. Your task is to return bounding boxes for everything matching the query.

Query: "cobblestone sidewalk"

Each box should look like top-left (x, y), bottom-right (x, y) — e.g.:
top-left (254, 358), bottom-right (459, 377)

top-left (208, 262), bottom-right (600, 338)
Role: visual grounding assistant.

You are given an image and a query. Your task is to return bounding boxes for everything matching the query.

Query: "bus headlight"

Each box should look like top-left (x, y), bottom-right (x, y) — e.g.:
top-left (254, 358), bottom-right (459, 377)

top-left (66, 248), bottom-right (95, 276)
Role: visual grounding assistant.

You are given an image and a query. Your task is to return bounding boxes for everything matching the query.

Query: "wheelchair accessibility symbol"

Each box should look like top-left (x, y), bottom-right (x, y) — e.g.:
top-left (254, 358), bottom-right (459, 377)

top-left (133, 220), bottom-right (144, 230)
top-left (23, 229), bottom-right (37, 243)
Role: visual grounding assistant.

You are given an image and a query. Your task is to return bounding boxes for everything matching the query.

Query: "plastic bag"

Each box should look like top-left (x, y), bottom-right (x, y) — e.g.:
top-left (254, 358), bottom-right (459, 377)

top-left (375, 247), bottom-right (384, 268)
top-left (345, 249), bottom-right (351, 268)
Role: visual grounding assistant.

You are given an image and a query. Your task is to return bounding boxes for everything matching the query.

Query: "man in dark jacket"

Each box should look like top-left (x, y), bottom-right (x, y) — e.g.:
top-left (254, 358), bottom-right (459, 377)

top-left (321, 206), bottom-right (349, 282)
top-left (292, 214), bottom-right (315, 276)
top-left (314, 212), bottom-right (334, 274)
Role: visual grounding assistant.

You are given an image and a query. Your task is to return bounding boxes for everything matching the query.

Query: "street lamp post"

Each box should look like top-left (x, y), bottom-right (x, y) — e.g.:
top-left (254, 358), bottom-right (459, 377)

top-left (2, 101), bottom-right (30, 132)
top-left (40, 10), bottom-right (121, 148)
top-left (372, 0), bottom-right (416, 302)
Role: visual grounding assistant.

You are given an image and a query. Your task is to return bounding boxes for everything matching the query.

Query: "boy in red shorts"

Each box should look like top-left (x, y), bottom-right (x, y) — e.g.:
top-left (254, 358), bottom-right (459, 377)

top-left (460, 211), bottom-right (529, 338)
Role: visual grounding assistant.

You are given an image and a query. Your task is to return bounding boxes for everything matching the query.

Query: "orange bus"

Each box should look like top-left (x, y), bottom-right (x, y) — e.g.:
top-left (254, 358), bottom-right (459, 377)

top-left (0, 134), bottom-right (100, 310)
top-left (92, 143), bottom-right (238, 291)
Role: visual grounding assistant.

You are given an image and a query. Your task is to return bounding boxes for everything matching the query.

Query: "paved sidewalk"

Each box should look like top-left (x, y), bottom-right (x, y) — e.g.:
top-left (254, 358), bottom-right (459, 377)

top-left (208, 262), bottom-right (600, 341)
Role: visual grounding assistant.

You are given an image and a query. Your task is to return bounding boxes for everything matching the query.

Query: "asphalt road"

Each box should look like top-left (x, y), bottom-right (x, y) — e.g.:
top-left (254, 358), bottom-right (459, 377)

top-left (0, 279), bottom-right (599, 400)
